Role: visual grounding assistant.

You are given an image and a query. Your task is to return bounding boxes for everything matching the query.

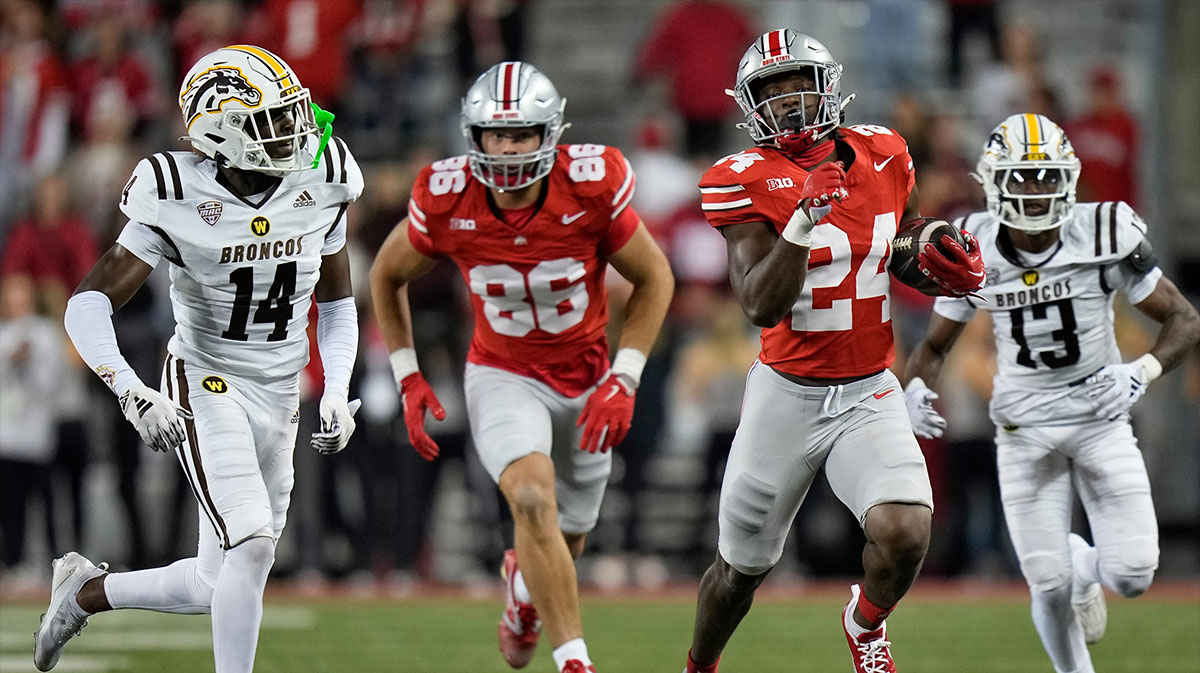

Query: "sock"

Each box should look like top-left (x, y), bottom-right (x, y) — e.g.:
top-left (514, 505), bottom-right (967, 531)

top-left (513, 568), bottom-right (533, 605)
top-left (845, 585), bottom-right (891, 638)
top-left (552, 637), bottom-right (591, 671)
top-left (212, 537), bottom-right (275, 673)
top-left (104, 558), bottom-right (216, 614)
top-left (1071, 543), bottom-right (1101, 597)
top-left (1030, 585), bottom-right (1094, 673)
top-left (686, 649), bottom-right (720, 673)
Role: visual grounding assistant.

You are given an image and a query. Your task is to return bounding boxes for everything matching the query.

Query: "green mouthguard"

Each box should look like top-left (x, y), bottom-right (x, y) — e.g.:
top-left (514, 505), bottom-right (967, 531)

top-left (310, 102), bottom-right (336, 168)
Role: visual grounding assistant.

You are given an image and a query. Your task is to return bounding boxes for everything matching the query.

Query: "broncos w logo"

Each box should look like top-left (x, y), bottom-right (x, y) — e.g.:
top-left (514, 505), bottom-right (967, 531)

top-left (181, 66), bottom-right (263, 127)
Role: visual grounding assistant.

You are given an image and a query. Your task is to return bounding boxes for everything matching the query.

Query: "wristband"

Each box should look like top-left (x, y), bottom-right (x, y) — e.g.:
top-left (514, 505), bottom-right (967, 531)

top-left (1133, 353), bottom-right (1163, 382)
top-left (388, 348), bottom-right (420, 385)
top-left (781, 204), bottom-right (814, 247)
top-left (611, 348), bottom-right (647, 389)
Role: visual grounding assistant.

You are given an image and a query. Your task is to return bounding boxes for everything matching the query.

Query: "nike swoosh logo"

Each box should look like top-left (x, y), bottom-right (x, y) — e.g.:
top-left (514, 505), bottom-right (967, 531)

top-left (873, 388), bottom-right (895, 400)
top-left (562, 210), bottom-right (586, 225)
top-left (873, 156), bottom-right (894, 172)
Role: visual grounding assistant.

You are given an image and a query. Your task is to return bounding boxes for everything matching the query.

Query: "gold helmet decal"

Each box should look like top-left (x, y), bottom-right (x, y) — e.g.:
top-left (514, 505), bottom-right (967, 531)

top-left (180, 66), bottom-right (263, 130)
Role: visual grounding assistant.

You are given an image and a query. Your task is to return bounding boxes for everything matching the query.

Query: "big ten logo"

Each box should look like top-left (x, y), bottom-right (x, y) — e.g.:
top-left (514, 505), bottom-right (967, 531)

top-left (429, 155), bottom-right (468, 196)
top-left (201, 376), bottom-right (229, 393)
top-left (567, 144), bottom-right (606, 182)
top-left (250, 216), bottom-right (270, 237)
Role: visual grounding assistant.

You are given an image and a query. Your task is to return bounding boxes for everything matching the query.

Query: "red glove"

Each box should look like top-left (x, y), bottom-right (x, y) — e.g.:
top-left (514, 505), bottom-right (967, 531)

top-left (576, 374), bottom-right (636, 454)
top-left (400, 372), bottom-right (446, 460)
top-left (917, 231), bottom-right (985, 297)
top-left (800, 161), bottom-right (849, 207)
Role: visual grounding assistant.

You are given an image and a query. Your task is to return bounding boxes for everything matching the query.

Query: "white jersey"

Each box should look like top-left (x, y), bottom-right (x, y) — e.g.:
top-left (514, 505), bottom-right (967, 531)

top-left (933, 201), bottom-right (1161, 426)
top-left (116, 138), bottom-right (363, 379)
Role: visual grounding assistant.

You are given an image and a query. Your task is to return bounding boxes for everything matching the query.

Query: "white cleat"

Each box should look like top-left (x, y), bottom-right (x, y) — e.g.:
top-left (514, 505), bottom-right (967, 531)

top-left (1068, 533), bottom-right (1107, 644)
top-left (33, 552), bottom-right (108, 671)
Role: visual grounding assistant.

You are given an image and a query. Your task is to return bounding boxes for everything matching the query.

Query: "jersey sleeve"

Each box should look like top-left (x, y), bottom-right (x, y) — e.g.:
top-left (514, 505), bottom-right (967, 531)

top-left (933, 295), bottom-right (977, 323)
top-left (601, 204), bottom-right (641, 256)
top-left (117, 158), bottom-right (162, 225)
top-left (318, 136), bottom-right (364, 203)
top-left (115, 220), bottom-right (172, 268)
top-left (405, 167), bottom-right (441, 258)
top-left (604, 146), bottom-right (636, 222)
top-left (699, 152), bottom-right (775, 228)
top-left (336, 137), bottom-right (365, 203)
top-left (320, 204), bottom-right (350, 255)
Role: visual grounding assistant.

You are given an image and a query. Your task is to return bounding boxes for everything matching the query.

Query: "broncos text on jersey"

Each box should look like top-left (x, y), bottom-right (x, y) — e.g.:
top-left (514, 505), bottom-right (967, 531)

top-left (933, 201), bottom-right (1161, 426)
top-left (115, 137), bottom-right (363, 379)
top-left (700, 125), bottom-right (916, 379)
top-left (406, 144), bottom-right (639, 397)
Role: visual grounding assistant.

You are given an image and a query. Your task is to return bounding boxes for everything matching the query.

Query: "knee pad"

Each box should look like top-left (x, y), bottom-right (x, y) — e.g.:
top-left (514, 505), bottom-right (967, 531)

top-left (225, 535), bottom-right (276, 576)
top-left (1104, 571), bottom-right (1153, 598)
top-left (1020, 551), bottom-right (1072, 593)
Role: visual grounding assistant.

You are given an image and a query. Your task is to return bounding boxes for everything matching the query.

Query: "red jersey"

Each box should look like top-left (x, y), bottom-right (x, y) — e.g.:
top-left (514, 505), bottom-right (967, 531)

top-left (700, 125), bottom-right (916, 379)
top-left (408, 144), bottom-right (640, 396)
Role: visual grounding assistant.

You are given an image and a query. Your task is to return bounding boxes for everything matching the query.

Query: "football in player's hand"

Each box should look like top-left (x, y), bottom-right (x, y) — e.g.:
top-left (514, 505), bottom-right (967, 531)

top-left (889, 217), bottom-right (968, 296)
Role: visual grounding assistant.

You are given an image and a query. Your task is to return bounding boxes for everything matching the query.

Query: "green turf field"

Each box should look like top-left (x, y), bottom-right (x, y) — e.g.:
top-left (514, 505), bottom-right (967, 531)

top-left (3, 593), bottom-right (1198, 672)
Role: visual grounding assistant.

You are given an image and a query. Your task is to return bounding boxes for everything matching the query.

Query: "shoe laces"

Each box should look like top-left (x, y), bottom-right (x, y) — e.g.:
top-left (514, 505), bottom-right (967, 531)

top-left (855, 637), bottom-right (894, 673)
top-left (561, 660), bottom-right (595, 673)
top-left (516, 604), bottom-right (541, 636)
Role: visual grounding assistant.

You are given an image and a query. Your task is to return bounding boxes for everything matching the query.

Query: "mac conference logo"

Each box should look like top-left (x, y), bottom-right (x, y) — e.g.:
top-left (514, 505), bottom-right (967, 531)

top-left (250, 216), bottom-right (270, 237)
top-left (202, 376), bottom-right (229, 393)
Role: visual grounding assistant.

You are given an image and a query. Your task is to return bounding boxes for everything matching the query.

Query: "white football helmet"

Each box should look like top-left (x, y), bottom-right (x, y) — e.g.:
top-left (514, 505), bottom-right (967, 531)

top-left (461, 61), bottom-right (568, 191)
top-left (179, 45), bottom-right (319, 173)
top-left (730, 30), bottom-right (850, 153)
top-left (974, 113), bottom-right (1081, 233)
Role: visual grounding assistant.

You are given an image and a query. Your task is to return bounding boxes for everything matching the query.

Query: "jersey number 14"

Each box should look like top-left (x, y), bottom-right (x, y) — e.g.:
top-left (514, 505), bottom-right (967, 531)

top-left (221, 262), bottom-right (296, 342)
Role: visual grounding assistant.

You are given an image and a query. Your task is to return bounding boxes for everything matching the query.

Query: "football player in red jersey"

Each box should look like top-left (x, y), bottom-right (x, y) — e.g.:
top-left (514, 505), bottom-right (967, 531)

top-left (681, 30), bottom-right (984, 673)
top-left (371, 62), bottom-right (673, 673)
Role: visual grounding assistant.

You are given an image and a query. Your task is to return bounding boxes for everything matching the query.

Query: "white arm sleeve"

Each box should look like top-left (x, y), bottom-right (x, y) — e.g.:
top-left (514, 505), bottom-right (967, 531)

top-left (316, 296), bottom-right (358, 399)
top-left (64, 291), bottom-right (144, 396)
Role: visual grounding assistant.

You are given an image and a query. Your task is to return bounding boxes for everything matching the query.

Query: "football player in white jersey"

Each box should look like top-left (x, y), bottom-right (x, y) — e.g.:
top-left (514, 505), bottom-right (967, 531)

top-left (904, 114), bottom-right (1200, 673)
top-left (37, 46), bottom-right (364, 673)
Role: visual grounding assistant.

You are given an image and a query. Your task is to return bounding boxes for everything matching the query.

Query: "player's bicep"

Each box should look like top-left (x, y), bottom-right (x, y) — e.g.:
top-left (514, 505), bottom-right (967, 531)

top-left (608, 221), bottom-right (672, 287)
top-left (371, 217), bottom-right (438, 285)
top-left (722, 220), bottom-right (778, 286)
top-left (74, 244), bottom-right (155, 311)
top-left (315, 247), bottom-right (353, 302)
top-left (1131, 275), bottom-right (1193, 325)
top-left (923, 312), bottom-right (969, 356)
top-left (901, 183), bottom-right (921, 224)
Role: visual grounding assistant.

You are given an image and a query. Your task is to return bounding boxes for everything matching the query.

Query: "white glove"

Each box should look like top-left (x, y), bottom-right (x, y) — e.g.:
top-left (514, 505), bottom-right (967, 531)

top-left (1085, 356), bottom-right (1159, 420)
top-left (904, 377), bottom-right (946, 439)
top-left (120, 383), bottom-right (191, 452)
top-left (312, 395), bottom-right (362, 455)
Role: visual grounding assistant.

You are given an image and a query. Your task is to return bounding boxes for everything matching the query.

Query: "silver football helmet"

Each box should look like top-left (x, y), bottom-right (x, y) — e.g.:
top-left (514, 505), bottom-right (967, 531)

top-left (974, 114), bottom-right (1081, 233)
top-left (461, 61), bottom-right (568, 191)
top-left (730, 30), bottom-right (850, 152)
top-left (179, 45), bottom-right (318, 173)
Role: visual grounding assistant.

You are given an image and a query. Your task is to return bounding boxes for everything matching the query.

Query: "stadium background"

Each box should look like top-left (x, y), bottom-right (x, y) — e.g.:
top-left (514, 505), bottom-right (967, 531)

top-left (1, 1), bottom-right (1198, 671)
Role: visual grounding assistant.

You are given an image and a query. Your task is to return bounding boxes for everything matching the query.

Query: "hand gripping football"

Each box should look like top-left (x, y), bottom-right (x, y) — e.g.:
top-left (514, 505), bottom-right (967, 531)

top-left (889, 217), bottom-right (968, 296)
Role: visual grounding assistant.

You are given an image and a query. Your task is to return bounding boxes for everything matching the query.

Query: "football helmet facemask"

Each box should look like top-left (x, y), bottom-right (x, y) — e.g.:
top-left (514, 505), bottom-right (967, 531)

top-left (179, 45), bottom-right (318, 174)
top-left (974, 113), bottom-right (1081, 233)
top-left (461, 61), bottom-right (568, 191)
top-left (730, 30), bottom-right (851, 154)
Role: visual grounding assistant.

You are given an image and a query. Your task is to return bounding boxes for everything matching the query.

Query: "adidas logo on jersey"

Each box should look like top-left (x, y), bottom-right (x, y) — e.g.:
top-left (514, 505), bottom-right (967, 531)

top-left (292, 190), bottom-right (317, 208)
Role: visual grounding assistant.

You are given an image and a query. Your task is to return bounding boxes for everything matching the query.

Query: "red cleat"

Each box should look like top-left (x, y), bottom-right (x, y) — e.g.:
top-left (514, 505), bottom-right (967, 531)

top-left (498, 549), bottom-right (542, 668)
top-left (560, 660), bottom-right (596, 673)
top-left (843, 585), bottom-right (897, 673)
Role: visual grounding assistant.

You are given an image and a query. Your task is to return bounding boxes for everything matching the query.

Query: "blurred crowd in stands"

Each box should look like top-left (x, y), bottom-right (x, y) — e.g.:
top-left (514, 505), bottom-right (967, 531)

top-left (2, 0), bottom-right (1192, 595)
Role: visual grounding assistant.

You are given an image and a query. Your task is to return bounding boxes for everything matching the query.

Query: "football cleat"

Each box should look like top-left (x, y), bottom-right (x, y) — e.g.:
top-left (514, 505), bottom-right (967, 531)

top-left (498, 549), bottom-right (542, 668)
top-left (560, 660), bottom-right (596, 673)
top-left (843, 585), bottom-right (897, 673)
top-left (1069, 533), bottom-right (1108, 644)
top-left (33, 552), bottom-right (108, 671)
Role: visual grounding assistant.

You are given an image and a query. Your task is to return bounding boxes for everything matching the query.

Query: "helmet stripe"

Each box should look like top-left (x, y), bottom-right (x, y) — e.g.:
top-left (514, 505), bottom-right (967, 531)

top-left (1024, 113), bottom-right (1042, 154)
top-left (767, 30), bottom-right (784, 58)
top-left (501, 62), bottom-right (517, 110)
top-left (226, 44), bottom-right (294, 90)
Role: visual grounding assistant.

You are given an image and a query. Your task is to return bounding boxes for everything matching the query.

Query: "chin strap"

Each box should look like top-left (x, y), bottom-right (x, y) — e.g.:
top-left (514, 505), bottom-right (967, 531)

top-left (310, 102), bottom-right (336, 168)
